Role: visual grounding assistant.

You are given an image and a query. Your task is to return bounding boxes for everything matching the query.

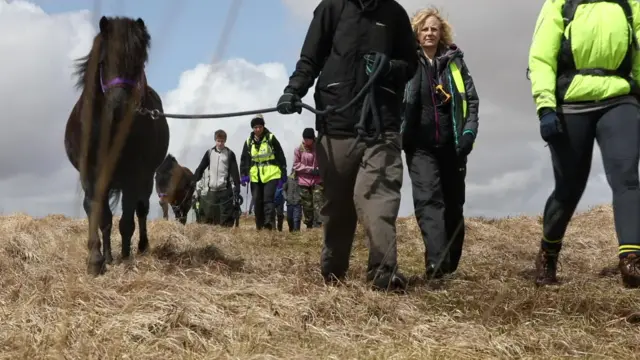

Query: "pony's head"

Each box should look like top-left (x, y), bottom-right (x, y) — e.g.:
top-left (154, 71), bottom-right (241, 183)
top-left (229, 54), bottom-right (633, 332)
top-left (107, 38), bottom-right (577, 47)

top-left (155, 154), bottom-right (178, 192)
top-left (74, 16), bottom-right (151, 108)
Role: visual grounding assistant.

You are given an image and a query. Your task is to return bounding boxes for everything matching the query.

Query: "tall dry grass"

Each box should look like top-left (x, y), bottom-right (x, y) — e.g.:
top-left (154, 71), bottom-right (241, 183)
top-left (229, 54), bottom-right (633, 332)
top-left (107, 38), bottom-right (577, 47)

top-left (0, 205), bottom-right (639, 359)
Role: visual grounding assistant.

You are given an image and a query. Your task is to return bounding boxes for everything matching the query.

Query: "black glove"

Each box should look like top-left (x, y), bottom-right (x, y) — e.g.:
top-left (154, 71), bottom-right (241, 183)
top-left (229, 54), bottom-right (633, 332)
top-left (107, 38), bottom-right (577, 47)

top-left (276, 92), bottom-right (302, 114)
top-left (364, 53), bottom-right (394, 77)
top-left (539, 108), bottom-right (563, 142)
top-left (310, 168), bottom-right (320, 176)
top-left (457, 132), bottom-right (474, 156)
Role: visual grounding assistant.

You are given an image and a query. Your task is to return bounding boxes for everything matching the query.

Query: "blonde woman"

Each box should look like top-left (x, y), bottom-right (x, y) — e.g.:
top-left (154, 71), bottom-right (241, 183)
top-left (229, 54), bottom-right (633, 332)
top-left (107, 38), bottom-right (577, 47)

top-left (402, 7), bottom-right (479, 280)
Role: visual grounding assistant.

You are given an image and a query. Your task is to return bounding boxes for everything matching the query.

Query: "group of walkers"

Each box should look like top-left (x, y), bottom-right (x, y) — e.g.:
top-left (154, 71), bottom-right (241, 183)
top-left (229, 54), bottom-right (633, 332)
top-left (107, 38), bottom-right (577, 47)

top-left (189, 115), bottom-right (325, 232)
top-left (177, 0), bottom-right (640, 292)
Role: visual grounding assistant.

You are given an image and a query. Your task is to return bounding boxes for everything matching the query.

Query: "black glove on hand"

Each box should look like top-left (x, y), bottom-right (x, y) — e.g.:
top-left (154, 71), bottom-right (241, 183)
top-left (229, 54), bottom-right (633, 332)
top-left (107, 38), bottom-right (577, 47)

top-left (364, 53), bottom-right (393, 77)
top-left (310, 168), bottom-right (320, 176)
top-left (457, 132), bottom-right (474, 156)
top-left (539, 108), bottom-right (563, 142)
top-left (276, 92), bottom-right (302, 114)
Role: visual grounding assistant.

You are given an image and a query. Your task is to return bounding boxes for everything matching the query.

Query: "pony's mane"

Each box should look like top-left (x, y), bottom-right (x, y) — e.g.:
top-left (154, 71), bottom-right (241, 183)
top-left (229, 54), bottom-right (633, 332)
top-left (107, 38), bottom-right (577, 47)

top-left (156, 153), bottom-right (178, 175)
top-left (72, 16), bottom-right (151, 91)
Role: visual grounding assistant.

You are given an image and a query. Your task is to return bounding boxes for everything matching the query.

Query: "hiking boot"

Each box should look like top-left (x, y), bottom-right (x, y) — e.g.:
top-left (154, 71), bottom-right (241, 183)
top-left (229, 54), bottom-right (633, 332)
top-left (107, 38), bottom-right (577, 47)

top-left (367, 268), bottom-right (408, 293)
top-left (534, 248), bottom-right (558, 286)
top-left (619, 253), bottom-right (640, 288)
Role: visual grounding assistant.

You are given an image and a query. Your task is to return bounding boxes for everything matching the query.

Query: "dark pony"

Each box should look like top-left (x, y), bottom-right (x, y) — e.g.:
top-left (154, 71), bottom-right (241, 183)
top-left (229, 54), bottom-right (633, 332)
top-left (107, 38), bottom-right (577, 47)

top-left (155, 154), bottom-right (195, 225)
top-left (63, 16), bottom-right (170, 276)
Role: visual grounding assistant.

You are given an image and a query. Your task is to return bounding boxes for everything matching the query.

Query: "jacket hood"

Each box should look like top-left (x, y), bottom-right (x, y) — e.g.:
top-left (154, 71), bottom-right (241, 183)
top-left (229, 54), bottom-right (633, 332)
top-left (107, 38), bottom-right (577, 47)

top-left (249, 127), bottom-right (272, 140)
top-left (417, 43), bottom-right (464, 72)
top-left (437, 43), bottom-right (464, 62)
top-left (300, 140), bottom-right (315, 150)
top-left (350, 0), bottom-right (388, 12)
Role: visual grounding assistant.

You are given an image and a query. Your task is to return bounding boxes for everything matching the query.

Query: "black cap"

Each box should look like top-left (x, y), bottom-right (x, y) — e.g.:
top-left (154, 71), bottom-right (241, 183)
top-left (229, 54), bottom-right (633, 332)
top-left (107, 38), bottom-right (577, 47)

top-left (251, 114), bottom-right (265, 128)
top-left (302, 127), bottom-right (315, 140)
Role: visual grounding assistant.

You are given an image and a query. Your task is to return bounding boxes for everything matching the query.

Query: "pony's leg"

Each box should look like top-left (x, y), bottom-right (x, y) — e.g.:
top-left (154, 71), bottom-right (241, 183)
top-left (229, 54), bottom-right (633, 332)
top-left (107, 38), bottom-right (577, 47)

top-left (160, 200), bottom-right (169, 220)
top-left (137, 197), bottom-right (151, 254)
top-left (177, 206), bottom-right (187, 225)
top-left (118, 189), bottom-right (137, 260)
top-left (83, 191), bottom-right (105, 275)
top-left (137, 178), bottom-right (154, 254)
top-left (100, 199), bottom-right (114, 264)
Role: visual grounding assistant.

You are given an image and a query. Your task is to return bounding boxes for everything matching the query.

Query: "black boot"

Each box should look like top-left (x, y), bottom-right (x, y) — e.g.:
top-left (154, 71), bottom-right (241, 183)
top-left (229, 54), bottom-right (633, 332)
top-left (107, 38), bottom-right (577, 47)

top-left (367, 266), bottom-right (407, 293)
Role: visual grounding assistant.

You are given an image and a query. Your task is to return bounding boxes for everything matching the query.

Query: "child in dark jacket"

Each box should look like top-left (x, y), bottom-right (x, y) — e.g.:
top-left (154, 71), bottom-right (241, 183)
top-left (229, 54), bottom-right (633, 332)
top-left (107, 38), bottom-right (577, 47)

top-left (283, 170), bottom-right (303, 232)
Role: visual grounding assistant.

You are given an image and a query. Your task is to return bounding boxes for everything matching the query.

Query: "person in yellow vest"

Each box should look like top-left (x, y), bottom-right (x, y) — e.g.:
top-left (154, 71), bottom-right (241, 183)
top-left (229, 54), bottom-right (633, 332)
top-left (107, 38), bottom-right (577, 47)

top-left (401, 7), bottom-right (480, 281)
top-left (239, 114), bottom-right (287, 230)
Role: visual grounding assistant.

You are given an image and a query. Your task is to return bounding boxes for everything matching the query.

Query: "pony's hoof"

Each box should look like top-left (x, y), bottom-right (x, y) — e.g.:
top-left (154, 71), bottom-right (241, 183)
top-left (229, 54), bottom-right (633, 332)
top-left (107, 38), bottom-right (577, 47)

top-left (87, 260), bottom-right (106, 276)
top-left (104, 253), bottom-right (114, 264)
top-left (138, 244), bottom-right (149, 255)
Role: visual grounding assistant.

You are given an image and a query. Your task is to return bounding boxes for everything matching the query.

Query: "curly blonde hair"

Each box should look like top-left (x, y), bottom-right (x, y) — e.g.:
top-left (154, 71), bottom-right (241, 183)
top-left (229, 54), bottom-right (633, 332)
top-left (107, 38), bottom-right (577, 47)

top-left (410, 7), bottom-right (454, 46)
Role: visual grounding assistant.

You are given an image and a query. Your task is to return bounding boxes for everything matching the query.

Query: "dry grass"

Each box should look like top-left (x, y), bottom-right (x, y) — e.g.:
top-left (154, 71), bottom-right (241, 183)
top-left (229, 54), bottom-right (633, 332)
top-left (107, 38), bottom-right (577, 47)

top-left (0, 205), bottom-right (639, 359)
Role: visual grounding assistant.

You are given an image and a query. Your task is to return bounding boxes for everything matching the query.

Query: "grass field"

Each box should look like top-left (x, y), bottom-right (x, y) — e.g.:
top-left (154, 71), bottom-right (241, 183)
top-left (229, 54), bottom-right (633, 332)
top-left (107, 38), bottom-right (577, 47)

top-left (1, 205), bottom-right (639, 359)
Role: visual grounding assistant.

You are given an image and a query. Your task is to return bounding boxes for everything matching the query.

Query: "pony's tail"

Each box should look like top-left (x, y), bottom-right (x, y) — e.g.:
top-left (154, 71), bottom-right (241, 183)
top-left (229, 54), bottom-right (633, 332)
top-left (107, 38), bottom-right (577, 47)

top-left (108, 189), bottom-right (122, 213)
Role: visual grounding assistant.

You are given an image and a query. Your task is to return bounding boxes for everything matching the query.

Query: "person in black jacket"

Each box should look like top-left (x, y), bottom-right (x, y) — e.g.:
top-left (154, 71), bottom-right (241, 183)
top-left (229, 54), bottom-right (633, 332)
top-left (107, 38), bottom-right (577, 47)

top-left (275, 0), bottom-right (418, 292)
top-left (402, 7), bottom-right (479, 280)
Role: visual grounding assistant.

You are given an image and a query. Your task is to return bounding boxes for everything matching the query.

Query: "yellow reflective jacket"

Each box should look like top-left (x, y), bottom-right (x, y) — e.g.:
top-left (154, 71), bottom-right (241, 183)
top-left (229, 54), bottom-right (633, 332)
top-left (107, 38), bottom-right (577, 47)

top-left (239, 129), bottom-right (287, 184)
top-left (528, 0), bottom-right (640, 112)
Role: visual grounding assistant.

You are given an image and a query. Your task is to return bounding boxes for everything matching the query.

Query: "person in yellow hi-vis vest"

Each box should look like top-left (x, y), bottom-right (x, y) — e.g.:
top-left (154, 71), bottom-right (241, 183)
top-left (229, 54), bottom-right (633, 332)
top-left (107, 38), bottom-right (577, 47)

top-left (528, 0), bottom-right (640, 288)
top-left (401, 7), bottom-right (480, 281)
top-left (239, 114), bottom-right (287, 230)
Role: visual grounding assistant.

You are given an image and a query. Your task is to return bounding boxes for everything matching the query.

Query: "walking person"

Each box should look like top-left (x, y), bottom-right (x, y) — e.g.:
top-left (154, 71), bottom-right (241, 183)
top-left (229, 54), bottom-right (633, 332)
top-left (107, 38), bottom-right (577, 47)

top-left (192, 129), bottom-right (241, 227)
top-left (193, 167), bottom-right (209, 224)
top-left (528, 0), bottom-right (640, 288)
top-left (402, 7), bottom-right (480, 279)
top-left (283, 169), bottom-right (303, 232)
top-left (274, 183), bottom-right (285, 231)
top-left (239, 114), bottom-right (287, 231)
top-left (293, 128), bottom-right (324, 228)
top-left (275, 0), bottom-right (419, 291)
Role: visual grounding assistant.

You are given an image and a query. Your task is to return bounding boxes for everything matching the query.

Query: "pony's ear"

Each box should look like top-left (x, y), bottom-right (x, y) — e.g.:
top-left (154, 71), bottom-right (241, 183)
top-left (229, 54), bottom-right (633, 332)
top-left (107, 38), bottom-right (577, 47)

top-left (136, 18), bottom-right (145, 29)
top-left (99, 16), bottom-right (108, 33)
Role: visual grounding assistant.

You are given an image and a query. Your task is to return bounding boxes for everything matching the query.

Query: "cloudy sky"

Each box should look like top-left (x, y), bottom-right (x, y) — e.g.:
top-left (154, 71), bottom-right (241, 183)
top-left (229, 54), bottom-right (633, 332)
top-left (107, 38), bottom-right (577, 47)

top-left (0, 0), bottom-right (611, 221)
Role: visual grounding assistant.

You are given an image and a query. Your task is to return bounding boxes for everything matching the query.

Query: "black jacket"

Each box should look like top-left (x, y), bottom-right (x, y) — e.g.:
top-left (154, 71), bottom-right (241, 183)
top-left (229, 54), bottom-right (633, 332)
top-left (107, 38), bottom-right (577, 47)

top-left (284, 0), bottom-right (418, 137)
top-left (402, 44), bottom-right (479, 152)
top-left (239, 128), bottom-right (287, 180)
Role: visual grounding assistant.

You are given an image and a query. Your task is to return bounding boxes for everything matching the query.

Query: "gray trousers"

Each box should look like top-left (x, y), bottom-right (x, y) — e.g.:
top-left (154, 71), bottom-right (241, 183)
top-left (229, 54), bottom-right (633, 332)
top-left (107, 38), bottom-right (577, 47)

top-left (315, 132), bottom-right (404, 280)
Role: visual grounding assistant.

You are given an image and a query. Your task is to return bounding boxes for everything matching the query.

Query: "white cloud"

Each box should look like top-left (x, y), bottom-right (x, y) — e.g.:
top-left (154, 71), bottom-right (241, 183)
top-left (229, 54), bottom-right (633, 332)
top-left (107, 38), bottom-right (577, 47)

top-left (0, 0), bottom-right (93, 217)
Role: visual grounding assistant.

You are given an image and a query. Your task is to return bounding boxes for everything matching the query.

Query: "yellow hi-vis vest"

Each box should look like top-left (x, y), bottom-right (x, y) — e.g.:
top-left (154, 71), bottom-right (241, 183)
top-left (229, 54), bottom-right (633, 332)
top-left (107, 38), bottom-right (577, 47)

top-left (246, 133), bottom-right (281, 183)
top-left (448, 60), bottom-right (469, 147)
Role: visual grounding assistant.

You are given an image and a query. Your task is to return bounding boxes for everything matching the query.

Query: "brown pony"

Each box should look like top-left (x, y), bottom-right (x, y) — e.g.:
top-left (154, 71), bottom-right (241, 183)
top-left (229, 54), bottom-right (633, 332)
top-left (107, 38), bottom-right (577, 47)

top-left (155, 154), bottom-right (195, 225)
top-left (63, 16), bottom-right (170, 276)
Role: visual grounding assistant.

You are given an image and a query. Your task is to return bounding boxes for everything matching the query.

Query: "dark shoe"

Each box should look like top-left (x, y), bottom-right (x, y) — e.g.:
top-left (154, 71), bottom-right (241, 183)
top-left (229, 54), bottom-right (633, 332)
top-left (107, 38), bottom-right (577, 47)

top-left (619, 253), bottom-right (640, 288)
top-left (534, 247), bottom-right (558, 286)
top-left (367, 267), bottom-right (408, 293)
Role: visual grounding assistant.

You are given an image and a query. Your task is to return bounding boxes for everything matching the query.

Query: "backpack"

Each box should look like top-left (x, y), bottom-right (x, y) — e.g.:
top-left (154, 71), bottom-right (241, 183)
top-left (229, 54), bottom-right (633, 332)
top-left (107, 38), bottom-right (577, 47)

top-left (526, 0), bottom-right (638, 93)
top-left (555, 0), bottom-right (638, 99)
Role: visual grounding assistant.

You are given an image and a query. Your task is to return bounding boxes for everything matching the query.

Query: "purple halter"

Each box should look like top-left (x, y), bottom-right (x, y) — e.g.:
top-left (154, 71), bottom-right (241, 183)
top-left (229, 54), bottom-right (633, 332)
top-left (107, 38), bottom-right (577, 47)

top-left (99, 65), bottom-right (143, 93)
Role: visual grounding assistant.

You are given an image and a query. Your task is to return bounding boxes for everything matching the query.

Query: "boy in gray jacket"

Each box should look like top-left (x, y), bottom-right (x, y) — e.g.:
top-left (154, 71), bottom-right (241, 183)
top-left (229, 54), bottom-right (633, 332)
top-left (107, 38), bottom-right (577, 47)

top-left (283, 170), bottom-right (302, 232)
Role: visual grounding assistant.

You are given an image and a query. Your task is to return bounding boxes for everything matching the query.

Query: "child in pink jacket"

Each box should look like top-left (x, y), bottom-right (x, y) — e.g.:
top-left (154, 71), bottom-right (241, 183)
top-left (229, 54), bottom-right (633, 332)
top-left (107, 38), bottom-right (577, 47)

top-left (293, 128), bottom-right (324, 228)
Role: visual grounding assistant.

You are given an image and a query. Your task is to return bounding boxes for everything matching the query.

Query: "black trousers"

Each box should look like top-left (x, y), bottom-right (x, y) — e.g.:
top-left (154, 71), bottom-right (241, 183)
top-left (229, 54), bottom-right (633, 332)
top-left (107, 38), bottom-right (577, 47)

top-left (251, 179), bottom-right (278, 230)
top-left (406, 144), bottom-right (466, 274)
top-left (542, 103), bottom-right (640, 258)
